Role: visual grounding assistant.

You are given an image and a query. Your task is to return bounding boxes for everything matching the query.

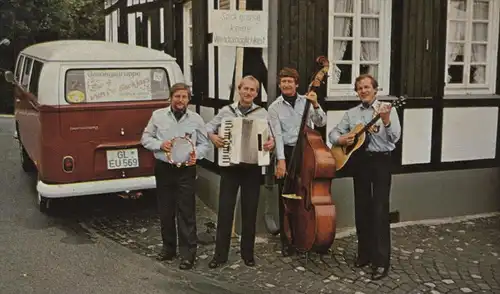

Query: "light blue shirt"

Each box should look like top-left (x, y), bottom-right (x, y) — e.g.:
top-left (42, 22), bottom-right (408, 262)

top-left (328, 100), bottom-right (401, 152)
top-left (205, 102), bottom-right (270, 134)
top-left (141, 107), bottom-right (210, 162)
top-left (268, 94), bottom-right (327, 160)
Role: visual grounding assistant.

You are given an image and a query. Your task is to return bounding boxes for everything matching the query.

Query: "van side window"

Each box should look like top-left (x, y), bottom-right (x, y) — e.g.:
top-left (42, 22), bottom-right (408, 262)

top-left (21, 58), bottom-right (33, 89)
top-left (15, 56), bottom-right (25, 81)
top-left (64, 67), bottom-right (171, 103)
top-left (29, 61), bottom-right (43, 97)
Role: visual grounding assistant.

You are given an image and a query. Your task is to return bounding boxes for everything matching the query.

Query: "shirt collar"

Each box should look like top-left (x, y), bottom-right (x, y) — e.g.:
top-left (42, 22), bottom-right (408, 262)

top-left (230, 101), bottom-right (259, 115)
top-left (166, 106), bottom-right (189, 118)
top-left (359, 99), bottom-right (380, 110)
top-left (277, 94), bottom-right (305, 106)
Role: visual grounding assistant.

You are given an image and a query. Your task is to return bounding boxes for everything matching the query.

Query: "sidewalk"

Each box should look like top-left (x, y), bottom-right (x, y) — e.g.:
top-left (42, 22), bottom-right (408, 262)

top-left (82, 196), bottom-right (500, 294)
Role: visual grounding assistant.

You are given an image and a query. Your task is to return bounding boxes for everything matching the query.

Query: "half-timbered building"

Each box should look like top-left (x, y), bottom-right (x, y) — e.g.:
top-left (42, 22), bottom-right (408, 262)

top-left (105, 0), bottom-right (500, 233)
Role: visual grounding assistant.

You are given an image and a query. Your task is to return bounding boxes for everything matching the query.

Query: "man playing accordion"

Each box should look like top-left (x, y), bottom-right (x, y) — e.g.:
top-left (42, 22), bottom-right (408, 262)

top-left (205, 75), bottom-right (275, 268)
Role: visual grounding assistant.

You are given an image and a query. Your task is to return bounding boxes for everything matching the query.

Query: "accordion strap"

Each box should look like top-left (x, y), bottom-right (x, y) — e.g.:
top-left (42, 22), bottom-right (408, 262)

top-left (228, 104), bottom-right (263, 117)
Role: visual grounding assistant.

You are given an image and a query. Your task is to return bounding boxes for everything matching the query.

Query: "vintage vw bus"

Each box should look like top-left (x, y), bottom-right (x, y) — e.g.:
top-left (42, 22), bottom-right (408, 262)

top-left (4, 40), bottom-right (184, 212)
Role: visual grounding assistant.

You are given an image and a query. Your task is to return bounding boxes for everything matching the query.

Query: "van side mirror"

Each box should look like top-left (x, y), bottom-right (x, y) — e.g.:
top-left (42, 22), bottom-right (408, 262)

top-left (4, 71), bottom-right (15, 84)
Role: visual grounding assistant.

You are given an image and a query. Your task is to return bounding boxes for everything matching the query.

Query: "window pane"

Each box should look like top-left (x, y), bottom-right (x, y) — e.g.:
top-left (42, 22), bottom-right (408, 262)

top-left (472, 23), bottom-right (488, 41)
top-left (471, 44), bottom-right (487, 62)
top-left (470, 65), bottom-right (486, 84)
top-left (15, 56), bottom-right (24, 80)
top-left (473, 0), bottom-right (489, 20)
top-left (333, 0), bottom-right (353, 13)
top-left (333, 17), bottom-right (353, 37)
top-left (65, 68), bottom-right (170, 103)
top-left (336, 64), bottom-right (352, 84)
top-left (448, 65), bottom-right (464, 83)
top-left (447, 43), bottom-right (465, 62)
top-left (360, 64), bottom-right (378, 79)
top-left (361, 18), bottom-right (379, 38)
top-left (29, 61), bottom-right (43, 97)
top-left (360, 41), bottom-right (379, 61)
top-left (333, 40), bottom-right (352, 61)
top-left (218, 0), bottom-right (230, 10)
top-left (448, 21), bottom-right (466, 41)
top-left (360, 0), bottom-right (380, 14)
top-left (450, 0), bottom-right (467, 19)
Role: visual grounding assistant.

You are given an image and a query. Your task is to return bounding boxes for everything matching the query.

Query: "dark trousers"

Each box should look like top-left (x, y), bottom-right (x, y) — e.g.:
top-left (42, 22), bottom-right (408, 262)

top-left (155, 160), bottom-right (197, 261)
top-left (277, 145), bottom-right (295, 244)
top-left (213, 164), bottom-right (261, 262)
top-left (352, 151), bottom-right (392, 268)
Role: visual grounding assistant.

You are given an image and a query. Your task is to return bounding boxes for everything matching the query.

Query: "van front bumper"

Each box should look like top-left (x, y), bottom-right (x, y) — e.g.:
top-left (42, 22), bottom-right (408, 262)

top-left (37, 176), bottom-right (156, 198)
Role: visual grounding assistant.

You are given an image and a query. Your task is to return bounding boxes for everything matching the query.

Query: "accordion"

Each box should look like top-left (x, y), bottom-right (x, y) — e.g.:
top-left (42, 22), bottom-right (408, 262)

top-left (218, 117), bottom-right (270, 167)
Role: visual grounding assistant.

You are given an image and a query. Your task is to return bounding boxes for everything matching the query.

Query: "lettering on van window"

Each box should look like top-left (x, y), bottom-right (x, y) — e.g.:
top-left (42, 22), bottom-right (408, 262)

top-left (83, 70), bottom-right (153, 102)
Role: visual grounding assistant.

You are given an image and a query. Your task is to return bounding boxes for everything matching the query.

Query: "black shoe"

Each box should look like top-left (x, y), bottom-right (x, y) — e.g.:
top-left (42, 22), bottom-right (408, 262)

top-left (179, 259), bottom-right (194, 270)
top-left (354, 257), bottom-right (370, 268)
top-left (208, 258), bottom-right (226, 269)
top-left (157, 251), bottom-right (176, 261)
top-left (243, 258), bottom-right (255, 267)
top-left (281, 243), bottom-right (295, 257)
top-left (371, 266), bottom-right (389, 280)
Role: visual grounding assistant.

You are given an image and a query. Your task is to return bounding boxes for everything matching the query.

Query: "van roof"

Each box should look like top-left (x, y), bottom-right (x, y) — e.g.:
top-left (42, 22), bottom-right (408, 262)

top-left (21, 40), bottom-right (176, 62)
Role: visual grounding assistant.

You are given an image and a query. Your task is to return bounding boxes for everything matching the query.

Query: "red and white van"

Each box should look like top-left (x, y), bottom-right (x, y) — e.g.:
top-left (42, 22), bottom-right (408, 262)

top-left (4, 40), bottom-right (185, 212)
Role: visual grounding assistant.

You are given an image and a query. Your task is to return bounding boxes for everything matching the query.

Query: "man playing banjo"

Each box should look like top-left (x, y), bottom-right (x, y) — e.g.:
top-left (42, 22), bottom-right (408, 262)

top-left (141, 83), bottom-right (210, 270)
top-left (205, 75), bottom-right (275, 268)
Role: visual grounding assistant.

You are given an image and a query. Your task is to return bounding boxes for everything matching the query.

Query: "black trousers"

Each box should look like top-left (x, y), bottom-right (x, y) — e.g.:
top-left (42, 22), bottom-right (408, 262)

top-left (352, 150), bottom-right (392, 268)
top-left (155, 160), bottom-right (197, 261)
top-left (277, 145), bottom-right (295, 244)
top-left (213, 164), bottom-right (261, 262)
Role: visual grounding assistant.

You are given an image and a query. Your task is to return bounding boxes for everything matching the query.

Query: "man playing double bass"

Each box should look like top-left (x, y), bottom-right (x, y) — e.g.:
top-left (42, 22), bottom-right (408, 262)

top-left (268, 67), bottom-right (327, 257)
top-left (328, 74), bottom-right (401, 280)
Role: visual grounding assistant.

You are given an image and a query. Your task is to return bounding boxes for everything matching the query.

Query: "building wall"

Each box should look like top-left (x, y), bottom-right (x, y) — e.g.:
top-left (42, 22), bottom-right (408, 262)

top-left (105, 0), bottom-right (500, 234)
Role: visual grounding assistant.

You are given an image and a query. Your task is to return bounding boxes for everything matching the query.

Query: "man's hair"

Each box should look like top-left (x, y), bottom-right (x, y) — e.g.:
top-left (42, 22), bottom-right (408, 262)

top-left (170, 82), bottom-right (191, 99)
top-left (278, 67), bottom-right (299, 84)
top-left (238, 75), bottom-right (260, 91)
top-left (354, 74), bottom-right (379, 91)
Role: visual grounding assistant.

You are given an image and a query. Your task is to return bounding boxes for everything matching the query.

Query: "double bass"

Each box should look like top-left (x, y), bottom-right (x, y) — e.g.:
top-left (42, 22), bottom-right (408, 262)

top-left (281, 56), bottom-right (337, 254)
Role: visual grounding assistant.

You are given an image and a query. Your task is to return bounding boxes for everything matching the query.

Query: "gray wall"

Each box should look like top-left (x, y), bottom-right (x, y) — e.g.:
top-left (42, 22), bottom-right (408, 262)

top-left (196, 167), bottom-right (500, 235)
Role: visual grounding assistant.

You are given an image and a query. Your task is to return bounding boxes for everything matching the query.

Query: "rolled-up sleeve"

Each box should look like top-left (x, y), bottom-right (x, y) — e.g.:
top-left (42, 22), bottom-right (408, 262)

top-left (141, 115), bottom-right (162, 151)
top-left (268, 107), bottom-right (285, 160)
top-left (309, 105), bottom-right (327, 127)
top-left (384, 107), bottom-right (401, 144)
top-left (328, 111), bottom-right (350, 146)
top-left (205, 108), bottom-right (226, 134)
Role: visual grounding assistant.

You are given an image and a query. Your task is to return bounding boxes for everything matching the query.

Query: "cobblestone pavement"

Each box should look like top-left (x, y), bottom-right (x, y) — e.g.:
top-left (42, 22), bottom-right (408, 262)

top-left (74, 195), bottom-right (500, 294)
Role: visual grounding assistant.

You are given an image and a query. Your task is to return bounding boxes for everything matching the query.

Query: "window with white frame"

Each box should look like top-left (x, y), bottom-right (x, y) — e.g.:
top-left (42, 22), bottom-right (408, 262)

top-left (327, 0), bottom-right (392, 97)
top-left (183, 1), bottom-right (193, 86)
top-left (445, 0), bottom-right (499, 95)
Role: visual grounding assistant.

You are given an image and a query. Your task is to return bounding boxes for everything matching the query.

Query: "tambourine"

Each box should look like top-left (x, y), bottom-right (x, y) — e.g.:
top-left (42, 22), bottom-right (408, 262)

top-left (165, 135), bottom-right (196, 167)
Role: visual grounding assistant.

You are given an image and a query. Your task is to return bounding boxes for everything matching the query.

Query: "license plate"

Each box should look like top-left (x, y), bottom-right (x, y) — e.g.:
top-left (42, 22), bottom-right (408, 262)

top-left (106, 148), bottom-right (139, 170)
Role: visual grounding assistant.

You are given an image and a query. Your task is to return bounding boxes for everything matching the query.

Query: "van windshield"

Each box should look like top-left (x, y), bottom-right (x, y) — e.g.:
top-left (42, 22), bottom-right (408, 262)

top-left (64, 68), bottom-right (170, 103)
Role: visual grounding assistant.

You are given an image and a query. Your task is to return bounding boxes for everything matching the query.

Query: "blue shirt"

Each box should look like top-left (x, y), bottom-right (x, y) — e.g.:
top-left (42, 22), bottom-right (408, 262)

top-left (328, 100), bottom-right (401, 152)
top-left (141, 107), bottom-right (210, 162)
top-left (268, 94), bottom-right (327, 160)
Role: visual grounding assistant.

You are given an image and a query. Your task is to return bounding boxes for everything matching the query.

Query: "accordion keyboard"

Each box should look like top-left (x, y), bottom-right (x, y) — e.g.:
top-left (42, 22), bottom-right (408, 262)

top-left (219, 119), bottom-right (233, 166)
